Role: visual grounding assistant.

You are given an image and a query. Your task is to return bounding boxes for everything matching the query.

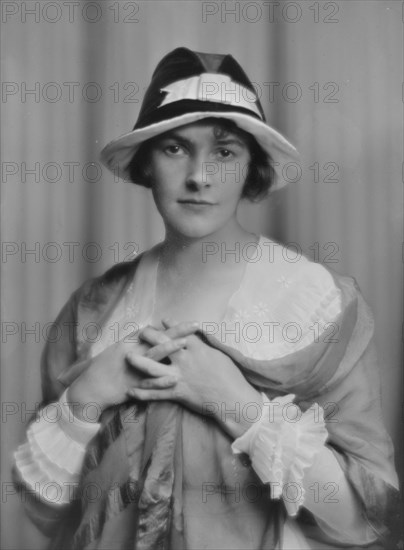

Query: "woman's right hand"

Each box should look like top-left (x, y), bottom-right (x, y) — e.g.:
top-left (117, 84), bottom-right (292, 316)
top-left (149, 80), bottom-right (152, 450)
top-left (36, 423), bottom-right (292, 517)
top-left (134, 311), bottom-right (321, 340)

top-left (67, 320), bottom-right (199, 422)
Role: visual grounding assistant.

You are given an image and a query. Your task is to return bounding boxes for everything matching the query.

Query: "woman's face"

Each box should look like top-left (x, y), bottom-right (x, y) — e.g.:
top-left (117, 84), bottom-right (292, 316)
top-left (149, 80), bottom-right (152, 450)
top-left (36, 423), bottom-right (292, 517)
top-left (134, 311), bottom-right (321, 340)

top-left (148, 120), bottom-right (252, 240)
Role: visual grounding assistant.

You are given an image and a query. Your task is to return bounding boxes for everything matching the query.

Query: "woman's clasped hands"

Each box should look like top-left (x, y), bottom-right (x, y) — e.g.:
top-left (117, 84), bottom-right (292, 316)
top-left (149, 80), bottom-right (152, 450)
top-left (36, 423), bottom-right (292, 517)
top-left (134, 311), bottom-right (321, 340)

top-left (128, 319), bottom-right (263, 437)
top-left (67, 319), bottom-right (198, 421)
top-left (68, 318), bottom-right (262, 436)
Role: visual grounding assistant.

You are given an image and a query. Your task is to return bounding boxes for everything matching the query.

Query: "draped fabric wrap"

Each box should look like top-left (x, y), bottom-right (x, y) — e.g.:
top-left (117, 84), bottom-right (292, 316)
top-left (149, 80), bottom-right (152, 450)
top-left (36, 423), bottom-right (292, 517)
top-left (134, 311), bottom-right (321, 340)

top-left (18, 253), bottom-right (398, 550)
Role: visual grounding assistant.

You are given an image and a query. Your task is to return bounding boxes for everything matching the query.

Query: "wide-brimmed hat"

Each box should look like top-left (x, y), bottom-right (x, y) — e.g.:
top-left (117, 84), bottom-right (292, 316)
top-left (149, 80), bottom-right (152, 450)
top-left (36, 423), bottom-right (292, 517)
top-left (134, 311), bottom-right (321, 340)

top-left (100, 47), bottom-right (299, 191)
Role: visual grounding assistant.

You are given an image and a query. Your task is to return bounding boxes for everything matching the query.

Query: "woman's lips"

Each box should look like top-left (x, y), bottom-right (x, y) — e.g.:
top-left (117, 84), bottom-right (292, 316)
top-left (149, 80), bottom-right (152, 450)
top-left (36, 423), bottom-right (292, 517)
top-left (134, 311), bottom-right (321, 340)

top-left (178, 199), bottom-right (216, 209)
top-left (178, 199), bottom-right (215, 205)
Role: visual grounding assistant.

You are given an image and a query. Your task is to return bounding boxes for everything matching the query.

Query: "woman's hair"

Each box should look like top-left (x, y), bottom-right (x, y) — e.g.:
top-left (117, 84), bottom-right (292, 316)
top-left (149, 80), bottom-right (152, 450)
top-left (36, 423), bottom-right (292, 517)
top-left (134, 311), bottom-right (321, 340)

top-left (127, 118), bottom-right (276, 201)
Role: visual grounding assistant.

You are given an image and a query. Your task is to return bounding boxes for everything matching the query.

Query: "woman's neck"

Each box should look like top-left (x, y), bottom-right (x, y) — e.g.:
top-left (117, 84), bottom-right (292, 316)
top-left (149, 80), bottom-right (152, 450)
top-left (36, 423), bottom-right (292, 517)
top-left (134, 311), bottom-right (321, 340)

top-left (159, 222), bottom-right (258, 278)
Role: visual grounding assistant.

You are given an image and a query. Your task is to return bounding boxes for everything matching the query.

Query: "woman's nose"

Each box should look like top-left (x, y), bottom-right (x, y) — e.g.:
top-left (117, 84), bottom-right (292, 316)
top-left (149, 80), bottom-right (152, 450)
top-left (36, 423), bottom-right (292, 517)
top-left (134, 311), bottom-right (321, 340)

top-left (185, 155), bottom-right (214, 190)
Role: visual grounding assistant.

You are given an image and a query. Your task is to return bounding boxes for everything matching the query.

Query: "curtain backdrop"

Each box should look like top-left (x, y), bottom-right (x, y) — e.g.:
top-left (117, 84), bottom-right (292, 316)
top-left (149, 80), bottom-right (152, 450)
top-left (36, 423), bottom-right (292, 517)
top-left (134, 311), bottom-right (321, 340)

top-left (2, 2), bottom-right (402, 547)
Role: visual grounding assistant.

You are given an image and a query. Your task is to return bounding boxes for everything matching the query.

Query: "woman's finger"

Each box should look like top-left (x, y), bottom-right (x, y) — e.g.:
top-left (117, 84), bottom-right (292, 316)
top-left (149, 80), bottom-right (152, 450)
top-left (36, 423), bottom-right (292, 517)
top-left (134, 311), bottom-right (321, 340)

top-left (145, 338), bottom-right (187, 361)
top-left (164, 320), bottom-right (199, 339)
top-left (126, 353), bottom-right (172, 378)
top-left (161, 317), bottom-right (177, 329)
top-left (126, 387), bottom-right (175, 402)
top-left (140, 321), bottom-right (199, 347)
top-left (139, 326), bottom-right (170, 346)
top-left (135, 375), bottom-right (178, 390)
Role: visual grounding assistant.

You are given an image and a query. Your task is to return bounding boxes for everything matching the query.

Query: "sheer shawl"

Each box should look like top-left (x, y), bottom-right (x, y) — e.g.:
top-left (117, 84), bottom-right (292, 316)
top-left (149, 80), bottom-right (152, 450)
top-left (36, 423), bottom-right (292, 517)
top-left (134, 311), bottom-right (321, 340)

top-left (17, 251), bottom-right (399, 550)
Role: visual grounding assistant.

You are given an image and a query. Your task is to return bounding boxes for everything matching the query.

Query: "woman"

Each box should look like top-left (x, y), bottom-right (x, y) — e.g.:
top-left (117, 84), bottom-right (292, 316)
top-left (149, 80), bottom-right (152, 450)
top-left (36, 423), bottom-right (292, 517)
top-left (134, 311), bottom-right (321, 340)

top-left (14, 47), bottom-right (399, 549)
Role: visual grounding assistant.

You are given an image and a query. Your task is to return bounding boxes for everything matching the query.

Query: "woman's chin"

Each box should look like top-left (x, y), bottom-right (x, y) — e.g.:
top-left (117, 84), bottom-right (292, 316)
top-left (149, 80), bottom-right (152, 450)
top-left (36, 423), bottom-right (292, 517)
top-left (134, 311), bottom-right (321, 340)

top-left (167, 222), bottom-right (221, 241)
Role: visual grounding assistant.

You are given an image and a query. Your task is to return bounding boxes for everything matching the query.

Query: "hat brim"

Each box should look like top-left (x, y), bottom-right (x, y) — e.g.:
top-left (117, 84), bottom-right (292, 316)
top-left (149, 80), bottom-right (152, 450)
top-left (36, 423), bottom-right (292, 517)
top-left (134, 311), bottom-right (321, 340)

top-left (100, 111), bottom-right (300, 192)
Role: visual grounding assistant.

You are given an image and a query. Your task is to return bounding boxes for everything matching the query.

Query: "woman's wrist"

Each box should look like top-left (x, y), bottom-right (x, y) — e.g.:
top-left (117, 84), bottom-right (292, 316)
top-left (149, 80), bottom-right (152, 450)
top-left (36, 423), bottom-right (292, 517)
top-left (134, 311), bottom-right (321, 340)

top-left (67, 378), bottom-right (105, 423)
top-left (212, 381), bottom-right (264, 440)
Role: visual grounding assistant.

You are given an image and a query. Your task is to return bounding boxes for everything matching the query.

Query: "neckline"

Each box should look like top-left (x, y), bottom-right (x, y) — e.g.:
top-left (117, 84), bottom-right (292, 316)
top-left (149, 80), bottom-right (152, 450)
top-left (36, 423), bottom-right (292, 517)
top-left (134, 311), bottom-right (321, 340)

top-left (224, 234), bottom-right (262, 317)
top-left (138, 234), bottom-right (263, 327)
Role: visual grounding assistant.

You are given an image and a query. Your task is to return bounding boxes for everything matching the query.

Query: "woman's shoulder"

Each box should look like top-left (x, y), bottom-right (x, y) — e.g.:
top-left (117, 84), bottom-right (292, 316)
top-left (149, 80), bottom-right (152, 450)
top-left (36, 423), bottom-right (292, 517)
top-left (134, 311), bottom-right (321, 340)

top-left (77, 252), bottom-right (145, 302)
top-left (223, 236), bottom-right (345, 359)
top-left (252, 235), bottom-right (342, 296)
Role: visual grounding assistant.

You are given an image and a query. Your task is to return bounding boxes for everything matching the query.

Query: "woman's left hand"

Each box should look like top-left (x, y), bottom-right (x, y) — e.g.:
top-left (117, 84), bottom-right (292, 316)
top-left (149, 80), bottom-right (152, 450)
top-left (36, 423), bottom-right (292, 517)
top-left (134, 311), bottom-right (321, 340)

top-left (126, 322), bottom-right (263, 438)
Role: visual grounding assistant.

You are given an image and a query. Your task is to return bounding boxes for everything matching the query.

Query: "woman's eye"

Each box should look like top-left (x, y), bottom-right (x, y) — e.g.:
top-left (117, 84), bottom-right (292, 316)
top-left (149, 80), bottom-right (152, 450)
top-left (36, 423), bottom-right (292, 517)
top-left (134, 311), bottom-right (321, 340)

top-left (217, 149), bottom-right (234, 160)
top-left (165, 144), bottom-right (185, 155)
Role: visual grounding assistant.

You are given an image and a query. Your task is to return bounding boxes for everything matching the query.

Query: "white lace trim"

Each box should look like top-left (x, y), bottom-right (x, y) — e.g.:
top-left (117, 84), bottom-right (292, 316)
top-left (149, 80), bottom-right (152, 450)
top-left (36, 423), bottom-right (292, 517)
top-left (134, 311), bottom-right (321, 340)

top-left (14, 390), bottom-right (101, 504)
top-left (219, 243), bottom-right (342, 359)
top-left (14, 441), bottom-right (77, 505)
top-left (231, 393), bottom-right (328, 516)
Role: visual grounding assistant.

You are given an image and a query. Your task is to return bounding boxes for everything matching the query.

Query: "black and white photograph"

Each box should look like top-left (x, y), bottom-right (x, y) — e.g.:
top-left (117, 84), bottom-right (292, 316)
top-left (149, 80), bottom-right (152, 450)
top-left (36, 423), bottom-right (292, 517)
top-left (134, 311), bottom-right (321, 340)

top-left (1, 1), bottom-right (403, 549)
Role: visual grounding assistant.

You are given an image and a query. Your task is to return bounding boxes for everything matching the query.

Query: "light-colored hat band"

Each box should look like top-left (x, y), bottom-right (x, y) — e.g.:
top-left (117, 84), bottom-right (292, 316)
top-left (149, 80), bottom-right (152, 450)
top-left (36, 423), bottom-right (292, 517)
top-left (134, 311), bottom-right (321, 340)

top-left (159, 73), bottom-right (263, 119)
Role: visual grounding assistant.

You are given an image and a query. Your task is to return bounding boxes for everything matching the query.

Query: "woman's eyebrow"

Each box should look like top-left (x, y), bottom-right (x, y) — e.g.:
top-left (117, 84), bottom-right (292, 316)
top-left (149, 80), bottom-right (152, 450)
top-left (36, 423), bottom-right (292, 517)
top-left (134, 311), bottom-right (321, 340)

top-left (214, 137), bottom-right (245, 147)
top-left (159, 132), bottom-right (190, 144)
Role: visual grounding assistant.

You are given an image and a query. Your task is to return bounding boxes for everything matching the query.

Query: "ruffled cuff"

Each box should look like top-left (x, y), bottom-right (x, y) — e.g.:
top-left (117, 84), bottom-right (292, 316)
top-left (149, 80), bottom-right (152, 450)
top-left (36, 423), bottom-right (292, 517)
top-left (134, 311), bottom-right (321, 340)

top-left (231, 393), bottom-right (328, 516)
top-left (14, 390), bottom-right (101, 505)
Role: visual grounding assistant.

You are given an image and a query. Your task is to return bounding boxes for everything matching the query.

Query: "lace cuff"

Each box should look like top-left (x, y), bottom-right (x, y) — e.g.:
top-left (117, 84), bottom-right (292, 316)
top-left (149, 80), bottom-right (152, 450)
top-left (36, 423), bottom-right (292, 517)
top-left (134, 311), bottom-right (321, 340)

top-left (14, 390), bottom-right (101, 505)
top-left (231, 393), bottom-right (328, 516)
